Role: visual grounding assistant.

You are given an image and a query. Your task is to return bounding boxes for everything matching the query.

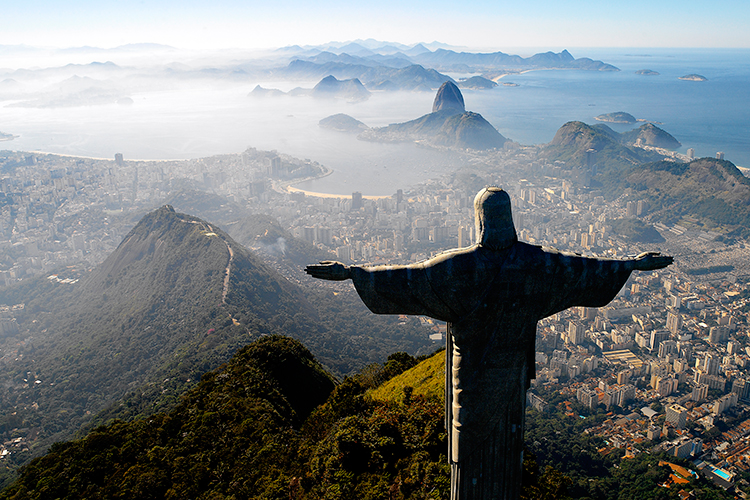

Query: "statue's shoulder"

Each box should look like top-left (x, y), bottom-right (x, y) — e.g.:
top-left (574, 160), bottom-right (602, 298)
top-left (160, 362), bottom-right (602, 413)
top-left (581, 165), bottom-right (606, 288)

top-left (538, 244), bottom-right (576, 257)
top-left (425, 244), bottom-right (479, 264)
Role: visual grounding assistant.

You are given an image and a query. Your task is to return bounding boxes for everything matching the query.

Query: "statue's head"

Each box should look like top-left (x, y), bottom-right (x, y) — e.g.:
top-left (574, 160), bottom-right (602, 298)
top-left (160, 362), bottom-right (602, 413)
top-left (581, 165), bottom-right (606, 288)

top-left (474, 187), bottom-right (517, 250)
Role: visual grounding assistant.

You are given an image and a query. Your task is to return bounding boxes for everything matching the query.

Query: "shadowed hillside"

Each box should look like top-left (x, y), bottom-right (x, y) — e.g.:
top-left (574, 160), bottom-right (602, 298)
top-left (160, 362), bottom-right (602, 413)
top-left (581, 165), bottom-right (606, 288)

top-left (1, 338), bottom-right (734, 499)
top-left (599, 158), bottom-right (750, 237)
top-left (0, 206), bottom-right (432, 480)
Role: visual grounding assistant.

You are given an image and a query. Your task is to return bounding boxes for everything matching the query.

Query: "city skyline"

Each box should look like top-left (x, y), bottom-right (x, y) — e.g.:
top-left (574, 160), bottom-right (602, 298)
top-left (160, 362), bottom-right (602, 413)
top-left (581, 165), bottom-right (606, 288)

top-left (3, 0), bottom-right (749, 52)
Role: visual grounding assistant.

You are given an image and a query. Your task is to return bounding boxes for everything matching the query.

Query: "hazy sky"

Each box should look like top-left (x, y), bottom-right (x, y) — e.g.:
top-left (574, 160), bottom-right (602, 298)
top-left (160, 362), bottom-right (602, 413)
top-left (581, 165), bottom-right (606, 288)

top-left (3, 0), bottom-right (749, 50)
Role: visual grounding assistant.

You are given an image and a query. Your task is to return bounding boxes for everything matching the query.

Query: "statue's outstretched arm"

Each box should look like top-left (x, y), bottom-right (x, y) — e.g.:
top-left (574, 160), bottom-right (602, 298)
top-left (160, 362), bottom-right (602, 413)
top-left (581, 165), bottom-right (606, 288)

top-left (630, 252), bottom-right (673, 271)
top-left (305, 261), bottom-right (352, 281)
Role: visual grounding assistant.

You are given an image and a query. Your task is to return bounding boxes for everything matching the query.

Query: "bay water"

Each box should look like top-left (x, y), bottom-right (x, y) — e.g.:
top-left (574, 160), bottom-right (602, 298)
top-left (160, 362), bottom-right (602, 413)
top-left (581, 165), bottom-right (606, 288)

top-left (1, 48), bottom-right (747, 196)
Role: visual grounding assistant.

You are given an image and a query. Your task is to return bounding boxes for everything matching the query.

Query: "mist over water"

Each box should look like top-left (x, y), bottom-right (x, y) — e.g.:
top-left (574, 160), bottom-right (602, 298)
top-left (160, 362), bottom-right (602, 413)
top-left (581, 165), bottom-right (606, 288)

top-left (2, 48), bottom-right (748, 196)
top-left (4, 87), bottom-right (469, 195)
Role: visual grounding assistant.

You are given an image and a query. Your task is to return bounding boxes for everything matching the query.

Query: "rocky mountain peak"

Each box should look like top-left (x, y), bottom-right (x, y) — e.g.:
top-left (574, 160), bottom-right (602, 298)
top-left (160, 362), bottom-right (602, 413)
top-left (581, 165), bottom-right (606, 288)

top-left (432, 80), bottom-right (465, 114)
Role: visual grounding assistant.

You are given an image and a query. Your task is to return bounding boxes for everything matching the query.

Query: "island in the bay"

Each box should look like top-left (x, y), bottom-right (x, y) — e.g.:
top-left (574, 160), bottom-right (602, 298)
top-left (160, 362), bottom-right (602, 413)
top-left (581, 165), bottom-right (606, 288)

top-left (679, 74), bottom-right (708, 81)
top-left (318, 113), bottom-right (370, 133)
top-left (595, 111), bottom-right (637, 124)
top-left (635, 69), bottom-right (660, 75)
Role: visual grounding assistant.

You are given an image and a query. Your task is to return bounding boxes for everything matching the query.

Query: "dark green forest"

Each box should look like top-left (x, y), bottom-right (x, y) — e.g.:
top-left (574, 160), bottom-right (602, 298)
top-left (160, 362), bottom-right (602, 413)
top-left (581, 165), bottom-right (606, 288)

top-left (0, 339), bottom-right (735, 499)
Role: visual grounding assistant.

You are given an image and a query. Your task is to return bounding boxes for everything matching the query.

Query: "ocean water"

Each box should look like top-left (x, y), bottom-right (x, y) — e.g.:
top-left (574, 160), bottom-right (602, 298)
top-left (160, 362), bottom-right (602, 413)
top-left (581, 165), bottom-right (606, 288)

top-left (470, 48), bottom-right (750, 168)
top-left (1, 48), bottom-right (747, 196)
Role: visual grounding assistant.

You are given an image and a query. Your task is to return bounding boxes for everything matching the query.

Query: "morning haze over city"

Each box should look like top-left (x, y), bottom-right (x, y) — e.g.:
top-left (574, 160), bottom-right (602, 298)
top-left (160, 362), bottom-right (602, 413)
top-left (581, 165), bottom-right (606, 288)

top-left (0, 0), bottom-right (749, 498)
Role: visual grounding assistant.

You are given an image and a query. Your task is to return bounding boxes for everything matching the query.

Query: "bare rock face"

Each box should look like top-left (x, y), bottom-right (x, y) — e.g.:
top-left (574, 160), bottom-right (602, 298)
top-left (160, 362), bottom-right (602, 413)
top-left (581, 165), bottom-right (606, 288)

top-left (432, 81), bottom-right (465, 114)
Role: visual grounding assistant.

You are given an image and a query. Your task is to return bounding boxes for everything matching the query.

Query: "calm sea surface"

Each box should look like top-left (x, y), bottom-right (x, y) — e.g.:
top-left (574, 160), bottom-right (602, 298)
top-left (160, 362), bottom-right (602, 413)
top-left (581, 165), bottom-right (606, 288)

top-left (2, 48), bottom-right (748, 196)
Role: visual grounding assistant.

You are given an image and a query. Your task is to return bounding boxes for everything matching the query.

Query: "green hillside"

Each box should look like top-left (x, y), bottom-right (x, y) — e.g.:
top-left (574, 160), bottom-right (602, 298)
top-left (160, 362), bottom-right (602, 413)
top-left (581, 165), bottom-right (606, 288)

top-left (371, 350), bottom-right (444, 403)
top-left (620, 123), bottom-right (681, 149)
top-left (0, 206), bottom-right (310, 451)
top-left (0, 336), bottom-right (449, 500)
top-left (3, 337), bottom-right (734, 500)
top-left (600, 158), bottom-right (750, 236)
top-left (544, 121), bottom-right (662, 171)
top-left (608, 218), bottom-right (665, 243)
top-left (0, 206), bottom-right (433, 486)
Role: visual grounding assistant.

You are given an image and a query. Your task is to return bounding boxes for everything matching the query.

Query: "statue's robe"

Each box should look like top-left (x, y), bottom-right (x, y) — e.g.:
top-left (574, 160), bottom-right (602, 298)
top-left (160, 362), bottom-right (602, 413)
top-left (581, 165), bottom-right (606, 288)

top-left (349, 241), bottom-right (634, 500)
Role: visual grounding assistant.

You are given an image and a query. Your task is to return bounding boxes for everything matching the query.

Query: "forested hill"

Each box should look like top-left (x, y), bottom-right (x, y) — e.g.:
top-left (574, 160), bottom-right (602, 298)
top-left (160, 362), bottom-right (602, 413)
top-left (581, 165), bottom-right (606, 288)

top-left (0, 205), bottom-right (432, 481)
top-left (0, 336), bottom-right (340, 499)
top-left (599, 158), bottom-right (750, 238)
top-left (2, 337), bottom-right (733, 499)
top-left (543, 121), bottom-right (663, 170)
top-left (0, 205), bottom-right (316, 452)
top-left (0, 336), bottom-right (449, 500)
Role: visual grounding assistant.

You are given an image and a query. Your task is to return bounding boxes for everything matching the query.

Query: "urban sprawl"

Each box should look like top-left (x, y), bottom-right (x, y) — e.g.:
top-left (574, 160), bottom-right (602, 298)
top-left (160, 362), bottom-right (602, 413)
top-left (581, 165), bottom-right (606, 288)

top-left (1, 144), bottom-right (750, 492)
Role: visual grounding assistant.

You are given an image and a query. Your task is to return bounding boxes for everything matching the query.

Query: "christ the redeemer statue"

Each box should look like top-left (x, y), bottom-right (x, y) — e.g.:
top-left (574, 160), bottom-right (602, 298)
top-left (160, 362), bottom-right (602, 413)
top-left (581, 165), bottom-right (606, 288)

top-left (306, 187), bottom-right (672, 500)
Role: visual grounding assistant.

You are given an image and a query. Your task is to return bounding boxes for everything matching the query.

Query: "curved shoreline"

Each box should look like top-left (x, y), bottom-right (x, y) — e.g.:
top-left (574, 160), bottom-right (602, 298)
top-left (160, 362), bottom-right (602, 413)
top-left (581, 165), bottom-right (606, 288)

top-left (11, 148), bottom-right (396, 199)
top-left (23, 150), bottom-right (186, 162)
top-left (274, 165), bottom-right (393, 199)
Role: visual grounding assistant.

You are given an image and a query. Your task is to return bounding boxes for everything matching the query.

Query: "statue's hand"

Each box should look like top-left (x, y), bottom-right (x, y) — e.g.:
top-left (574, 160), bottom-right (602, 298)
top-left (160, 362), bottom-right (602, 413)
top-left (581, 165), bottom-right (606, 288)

top-left (304, 261), bottom-right (352, 281)
top-left (632, 252), bottom-right (673, 271)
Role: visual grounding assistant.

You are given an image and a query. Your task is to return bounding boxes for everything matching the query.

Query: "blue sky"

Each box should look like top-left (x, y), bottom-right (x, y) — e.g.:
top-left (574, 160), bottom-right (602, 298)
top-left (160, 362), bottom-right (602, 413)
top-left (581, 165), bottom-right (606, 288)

top-left (3, 0), bottom-right (749, 50)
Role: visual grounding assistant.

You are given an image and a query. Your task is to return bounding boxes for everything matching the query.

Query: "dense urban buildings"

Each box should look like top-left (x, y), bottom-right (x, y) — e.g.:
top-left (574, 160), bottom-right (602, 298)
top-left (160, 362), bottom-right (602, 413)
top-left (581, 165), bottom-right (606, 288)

top-left (1, 143), bottom-right (750, 491)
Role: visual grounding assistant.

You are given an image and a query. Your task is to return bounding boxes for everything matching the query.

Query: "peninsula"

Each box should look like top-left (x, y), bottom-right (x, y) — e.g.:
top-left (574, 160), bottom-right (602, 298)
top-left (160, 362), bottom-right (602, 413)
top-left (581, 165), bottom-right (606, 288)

top-left (358, 81), bottom-right (507, 150)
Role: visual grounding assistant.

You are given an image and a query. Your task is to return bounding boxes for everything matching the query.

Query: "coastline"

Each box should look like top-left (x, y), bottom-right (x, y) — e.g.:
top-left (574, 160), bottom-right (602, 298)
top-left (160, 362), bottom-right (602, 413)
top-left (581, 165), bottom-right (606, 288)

top-left (274, 165), bottom-right (393, 199)
top-left (23, 150), bottom-right (186, 162)
top-left (8, 148), bottom-right (396, 198)
top-left (286, 186), bottom-right (393, 200)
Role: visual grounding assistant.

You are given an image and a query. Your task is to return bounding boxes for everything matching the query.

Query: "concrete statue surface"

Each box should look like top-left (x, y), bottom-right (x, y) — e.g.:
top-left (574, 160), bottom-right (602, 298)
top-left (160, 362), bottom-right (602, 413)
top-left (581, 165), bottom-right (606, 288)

top-left (305, 187), bottom-right (672, 500)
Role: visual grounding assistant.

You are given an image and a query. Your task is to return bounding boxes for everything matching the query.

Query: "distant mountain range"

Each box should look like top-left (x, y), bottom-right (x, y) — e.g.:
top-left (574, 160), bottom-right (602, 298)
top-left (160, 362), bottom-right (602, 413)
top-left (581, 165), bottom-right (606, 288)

top-left (1, 41), bottom-right (621, 108)
top-left (279, 44), bottom-right (618, 73)
top-left (273, 48), bottom-right (617, 90)
top-left (249, 75), bottom-right (371, 101)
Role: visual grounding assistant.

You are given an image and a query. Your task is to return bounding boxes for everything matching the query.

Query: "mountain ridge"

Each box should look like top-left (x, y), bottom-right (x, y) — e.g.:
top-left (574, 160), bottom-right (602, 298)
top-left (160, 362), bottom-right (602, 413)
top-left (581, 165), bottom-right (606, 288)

top-left (0, 204), bottom-right (432, 473)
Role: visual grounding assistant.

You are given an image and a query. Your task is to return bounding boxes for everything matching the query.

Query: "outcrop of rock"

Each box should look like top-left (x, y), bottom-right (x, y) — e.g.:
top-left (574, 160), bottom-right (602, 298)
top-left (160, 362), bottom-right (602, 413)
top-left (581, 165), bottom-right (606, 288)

top-left (432, 81), bottom-right (465, 113)
top-left (359, 82), bottom-right (506, 150)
